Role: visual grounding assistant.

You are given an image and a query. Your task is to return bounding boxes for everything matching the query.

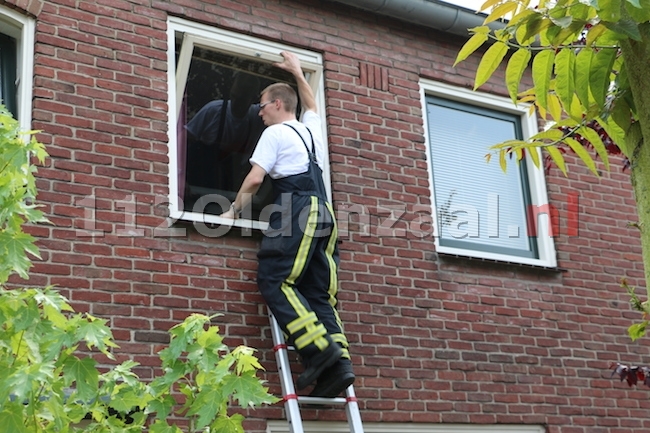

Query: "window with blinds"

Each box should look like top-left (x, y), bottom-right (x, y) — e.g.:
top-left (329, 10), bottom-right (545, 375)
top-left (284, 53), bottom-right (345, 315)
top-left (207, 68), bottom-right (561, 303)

top-left (421, 80), bottom-right (557, 267)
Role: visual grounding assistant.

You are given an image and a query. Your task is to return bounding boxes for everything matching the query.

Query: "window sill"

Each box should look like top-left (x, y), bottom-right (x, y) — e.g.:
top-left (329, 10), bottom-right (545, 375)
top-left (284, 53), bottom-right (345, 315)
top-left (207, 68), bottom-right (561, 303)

top-left (169, 209), bottom-right (269, 233)
top-left (436, 251), bottom-right (566, 273)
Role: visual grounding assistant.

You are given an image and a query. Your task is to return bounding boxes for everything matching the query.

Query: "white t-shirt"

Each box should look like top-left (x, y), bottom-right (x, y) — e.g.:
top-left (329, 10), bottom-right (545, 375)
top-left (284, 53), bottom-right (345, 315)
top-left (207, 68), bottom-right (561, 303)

top-left (250, 110), bottom-right (324, 179)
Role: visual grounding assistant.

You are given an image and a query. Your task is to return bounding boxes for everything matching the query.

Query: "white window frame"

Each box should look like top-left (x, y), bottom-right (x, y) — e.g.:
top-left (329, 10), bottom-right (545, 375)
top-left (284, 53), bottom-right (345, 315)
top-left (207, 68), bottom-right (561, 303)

top-left (420, 79), bottom-right (557, 268)
top-left (267, 421), bottom-right (546, 433)
top-left (0, 6), bottom-right (35, 131)
top-left (166, 17), bottom-right (330, 231)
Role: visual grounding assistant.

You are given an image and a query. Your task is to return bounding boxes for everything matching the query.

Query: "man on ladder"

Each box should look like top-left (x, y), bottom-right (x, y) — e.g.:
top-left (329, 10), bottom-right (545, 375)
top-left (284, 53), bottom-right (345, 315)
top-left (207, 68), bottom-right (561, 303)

top-left (221, 51), bottom-right (355, 398)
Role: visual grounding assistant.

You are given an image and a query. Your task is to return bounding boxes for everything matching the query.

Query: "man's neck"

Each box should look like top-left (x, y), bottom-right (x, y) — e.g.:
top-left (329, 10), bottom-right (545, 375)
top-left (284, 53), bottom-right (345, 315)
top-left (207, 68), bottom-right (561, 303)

top-left (274, 112), bottom-right (297, 124)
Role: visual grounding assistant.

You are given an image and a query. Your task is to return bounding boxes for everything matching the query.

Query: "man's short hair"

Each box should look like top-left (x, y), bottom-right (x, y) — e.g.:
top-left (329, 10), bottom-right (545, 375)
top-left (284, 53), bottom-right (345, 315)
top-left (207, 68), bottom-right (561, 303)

top-left (261, 83), bottom-right (298, 114)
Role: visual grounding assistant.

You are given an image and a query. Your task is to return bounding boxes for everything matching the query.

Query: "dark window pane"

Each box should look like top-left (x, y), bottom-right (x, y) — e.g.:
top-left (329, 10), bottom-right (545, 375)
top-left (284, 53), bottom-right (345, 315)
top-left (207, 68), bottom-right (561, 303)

top-left (0, 33), bottom-right (17, 118)
top-left (176, 41), bottom-right (296, 220)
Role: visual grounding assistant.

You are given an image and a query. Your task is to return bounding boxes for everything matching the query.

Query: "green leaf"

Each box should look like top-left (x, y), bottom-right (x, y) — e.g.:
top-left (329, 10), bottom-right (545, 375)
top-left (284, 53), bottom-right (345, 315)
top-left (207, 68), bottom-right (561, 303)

top-left (110, 386), bottom-right (148, 413)
top-left (611, 96), bottom-right (632, 134)
top-left (564, 137), bottom-right (599, 175)
top-left (626, 0), bottom-right (650, 21)
top-left (231, 345), bottom-right (264, 374)
top-left (547, 93), bottom-right (562, 121)
top-left (479, 0), bottom-right (504, 12)
top-left (187, 386), bottom-right (223, 429)
top-left (599, 0), bottom-right (622, 21)
top-left (589, 48), bottom-right (617, 110)
top-left (63, 356), bottom-right (99, 401)
top-left (505, 49), bottom-right (532, 103)
top-left (554, 48), bottom-right (576, 112)
top-left (568, 94), bottom-right (584, 121)
top-left (474, 41), bottom-right (509, 90)
top-left (626, 0), bottom-right (641, 7)
top-left (223, 372), bottom-right (279, 408)
top-left (586, 23), bottom-right (609, 46)
top-left (549, 15), bottom-right (572, 28)
top-left (74, 315), bottom-right (117, 353)
top-left (603, 19), bottom-right (642, 41)
top-left (545, 145), bottom-right (568, 176)
top-left (454, 31), bottom-right (489, 66)
top-left (530, 128), bottom-right (565, 141)
top-left (147, 395), bottom-right (178, 421)
top-left (149, 419), bottom-right (183, 433)
top-left (8, 361), bottom-right (55, 402)
top-left (499, 149), bottom-right (507, 172)
top-left (508, 8), bottom-right (537, 27)
top-left (528, 145), bottom-right (541, 168)
top-left (575, 49), bottom-right (593, 109)
top-left (628, 321), bottom-right (647, 341)
top-left (210, 414), bottom-right (245, 433)
top-left (577, 126), bottom-right (610, 171)
top-left (0, 232), bottom-right (38, 279)
top-left (484, 1), bottom-right (518, 24)
top-left (597, 116), bottom-right (628, 157)
top-left (532, 50), bottom-right (555, 110)
top-left (0, 402), bottom-right (28, 433)
top-left (552, 20), bottom-right (588, 46)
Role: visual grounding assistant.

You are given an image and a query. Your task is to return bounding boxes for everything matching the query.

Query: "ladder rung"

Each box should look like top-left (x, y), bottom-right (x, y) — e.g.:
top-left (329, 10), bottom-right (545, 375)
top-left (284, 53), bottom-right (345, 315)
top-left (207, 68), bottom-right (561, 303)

top-left (272, 343), bottom-right (296, 352)
top-left (297, 395), bottom-right (348, 406)
top-left (269, 311), bottom-right (364, 432)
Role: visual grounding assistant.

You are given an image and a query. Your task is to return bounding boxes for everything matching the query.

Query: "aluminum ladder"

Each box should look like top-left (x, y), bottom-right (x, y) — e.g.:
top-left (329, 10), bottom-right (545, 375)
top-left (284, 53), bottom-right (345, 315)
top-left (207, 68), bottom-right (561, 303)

top-left (268, 311), bottom-right (364, 433)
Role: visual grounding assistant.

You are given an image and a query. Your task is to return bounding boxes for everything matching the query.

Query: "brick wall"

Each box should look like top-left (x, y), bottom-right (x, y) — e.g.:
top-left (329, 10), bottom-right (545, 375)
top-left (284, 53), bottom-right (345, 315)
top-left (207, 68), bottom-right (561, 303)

top-left (6, 0), bottom-right (649, 431)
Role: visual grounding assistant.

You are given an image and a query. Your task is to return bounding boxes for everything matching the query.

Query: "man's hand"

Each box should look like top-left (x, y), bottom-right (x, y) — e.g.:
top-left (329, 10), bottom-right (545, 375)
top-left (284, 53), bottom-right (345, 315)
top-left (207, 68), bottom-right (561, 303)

top-left (219, 206), bottom-right (236, 220)
top-left (273, 51), bottom-right (302, 77)
top-left (273, 51), bottom-right (317, 113)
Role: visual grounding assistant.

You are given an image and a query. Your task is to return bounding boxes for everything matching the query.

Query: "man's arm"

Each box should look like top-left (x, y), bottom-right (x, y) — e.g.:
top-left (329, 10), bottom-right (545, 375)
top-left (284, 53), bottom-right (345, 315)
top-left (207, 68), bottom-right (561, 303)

top-left (274, 51), bottom-right (317, 114)
top-left (220, 163), bottom-right (267, 219)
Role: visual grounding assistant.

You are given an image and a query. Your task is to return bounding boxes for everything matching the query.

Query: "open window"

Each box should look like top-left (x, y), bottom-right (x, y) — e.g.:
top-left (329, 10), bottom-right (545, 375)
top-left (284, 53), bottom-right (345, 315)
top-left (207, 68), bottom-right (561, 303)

top-left (0, 6), bottom-right (35, 129)
top-left (167, 18), bottom-right (328, 231)
top-left (421, 79), bottom-right (557, 268)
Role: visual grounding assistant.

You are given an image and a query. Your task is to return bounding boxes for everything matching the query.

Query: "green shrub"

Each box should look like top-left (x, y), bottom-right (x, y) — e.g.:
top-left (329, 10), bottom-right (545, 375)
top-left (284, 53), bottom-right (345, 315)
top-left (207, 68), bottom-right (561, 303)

top-left (0, 105), bottom-right (278, 432)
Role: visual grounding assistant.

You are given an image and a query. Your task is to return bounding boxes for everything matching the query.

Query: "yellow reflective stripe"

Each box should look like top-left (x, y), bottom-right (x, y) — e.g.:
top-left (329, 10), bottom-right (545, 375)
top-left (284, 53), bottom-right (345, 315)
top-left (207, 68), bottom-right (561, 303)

top-left (331, 333), bottom-right (349, 348)
top-left (287, 311), bottom-right (318, 334)
top-left (286, 196), bottom-right (318, 286)
top-left (280, 197), bottom-right (319, 317)
top-left (281, 282), bottom-right (310, 317)
top-left (294, 324), bottom-right (327, 350)
top-left (325, 201), bottom-right (339, 307)
top-left (324, 201), bottom-right (345, 334)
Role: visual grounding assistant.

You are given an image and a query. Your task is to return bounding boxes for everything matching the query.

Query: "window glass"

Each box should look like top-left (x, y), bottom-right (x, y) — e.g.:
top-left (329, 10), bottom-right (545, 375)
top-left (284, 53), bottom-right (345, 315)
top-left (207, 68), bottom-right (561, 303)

top-left (167, 20), bottom-right (326, 229)
top-left (177, 40), bottom-right (297, 220)
top-left (427, 96), bottom-right (537, 258)
top-left (421, 80), bottom-right (556, 267)
top-left (0, 32), bottom-right (17, 117)
top-left (0, 5), bottom-right (33, 127)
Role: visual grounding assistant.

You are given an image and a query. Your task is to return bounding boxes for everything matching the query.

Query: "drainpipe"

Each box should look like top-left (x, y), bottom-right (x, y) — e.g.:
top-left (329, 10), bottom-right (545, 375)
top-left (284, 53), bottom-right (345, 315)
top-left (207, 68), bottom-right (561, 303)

top-left (325, 0), bottom-right (504, 38)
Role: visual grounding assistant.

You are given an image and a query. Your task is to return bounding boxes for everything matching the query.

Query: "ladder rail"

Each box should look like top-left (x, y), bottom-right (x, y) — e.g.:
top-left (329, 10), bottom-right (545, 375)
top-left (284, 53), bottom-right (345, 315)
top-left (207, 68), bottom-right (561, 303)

top-left (268, 311), bottom-right (364, 433)
top-left (270, 311), bottom-right (305, 433)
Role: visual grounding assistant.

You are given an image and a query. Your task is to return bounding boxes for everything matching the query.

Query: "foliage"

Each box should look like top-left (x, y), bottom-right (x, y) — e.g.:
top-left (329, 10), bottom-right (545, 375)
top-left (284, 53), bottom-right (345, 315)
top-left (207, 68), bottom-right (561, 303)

top-left (454, 0), bottom-right (647, 175)
top-left (0, 107), bottom-right (48, 283)
top-left (0, 287), bottom-right (149, 433)
top-left (0, 104), bottom-right (279, 432)
top-left (148, 314), bottom-right (279, 433)
top-left (0, 289), bottom-right (279, 433)
top-left (455, 0), bottom-right (650, 341)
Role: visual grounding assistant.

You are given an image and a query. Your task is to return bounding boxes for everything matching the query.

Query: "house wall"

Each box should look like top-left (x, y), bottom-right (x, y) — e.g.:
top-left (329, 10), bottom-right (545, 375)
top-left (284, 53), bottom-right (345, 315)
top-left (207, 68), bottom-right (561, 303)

top-left (5, 0), bottom-right (650, 431)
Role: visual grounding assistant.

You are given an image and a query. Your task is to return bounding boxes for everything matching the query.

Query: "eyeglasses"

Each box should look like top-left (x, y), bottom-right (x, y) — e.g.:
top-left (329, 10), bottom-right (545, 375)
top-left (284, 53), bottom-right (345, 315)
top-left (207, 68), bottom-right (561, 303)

top-left (259, 99), bottom-right (276, 109)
